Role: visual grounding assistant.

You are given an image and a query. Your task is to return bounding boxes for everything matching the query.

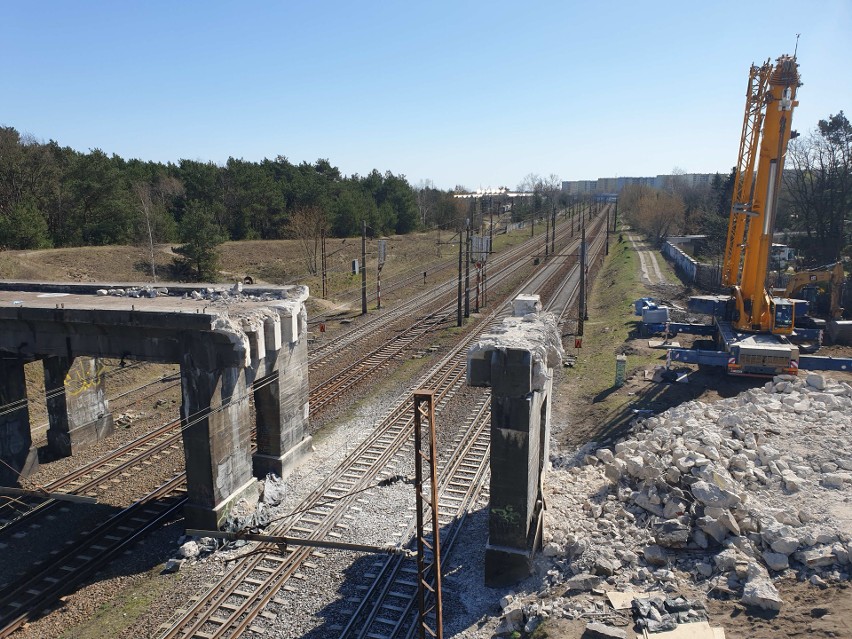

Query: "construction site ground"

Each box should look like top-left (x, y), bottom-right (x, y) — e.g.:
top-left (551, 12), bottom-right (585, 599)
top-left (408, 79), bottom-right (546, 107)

top-left (4, 227), bottom-right (851, 638)
top-left (541, 233), bottom-right (852, 639)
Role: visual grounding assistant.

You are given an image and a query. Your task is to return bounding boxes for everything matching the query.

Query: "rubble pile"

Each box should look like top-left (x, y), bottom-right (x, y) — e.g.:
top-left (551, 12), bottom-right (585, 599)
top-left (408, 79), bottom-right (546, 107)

top-left (539, 373), bottom-right (851, 616)
top-left (93, 282), bottom-right (304, 303)
top-left (166, 475), bottom-right (289, 573)
top-left (96, 286), bottom-right (170, 298)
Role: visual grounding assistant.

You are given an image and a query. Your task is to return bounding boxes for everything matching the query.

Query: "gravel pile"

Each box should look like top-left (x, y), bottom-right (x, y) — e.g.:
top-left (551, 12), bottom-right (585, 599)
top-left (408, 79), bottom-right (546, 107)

top-left (485, 372), bottom-right (852, 635)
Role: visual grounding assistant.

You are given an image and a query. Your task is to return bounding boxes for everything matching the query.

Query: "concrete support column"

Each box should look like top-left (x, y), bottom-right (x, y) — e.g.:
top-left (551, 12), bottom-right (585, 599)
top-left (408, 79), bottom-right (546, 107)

top-left (43, 356), bottom-right (113, 458)
top-left (253, 304), bottom-right (312, 479)
top-left (180, 336), bottom-right (256, 530)
top-left (0, 358), bottom-right (38, 485)
top-left (467, 295), bottom-right (562, 586)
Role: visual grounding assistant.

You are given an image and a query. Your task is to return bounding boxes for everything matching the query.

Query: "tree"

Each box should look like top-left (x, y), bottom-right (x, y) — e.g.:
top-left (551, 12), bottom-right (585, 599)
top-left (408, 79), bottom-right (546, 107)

top-left (620, 184), bottom-right (685, 241)
top-left (133, 178), bottom-right (180, 281)
top-left (0, 199), bottom-right (52, 249)
top-left (172, 200), bottom-right (226, 281)
top-left (784, 111), bottom-right (852, 264)
top-left (287, 205), bottom-right (328, 274)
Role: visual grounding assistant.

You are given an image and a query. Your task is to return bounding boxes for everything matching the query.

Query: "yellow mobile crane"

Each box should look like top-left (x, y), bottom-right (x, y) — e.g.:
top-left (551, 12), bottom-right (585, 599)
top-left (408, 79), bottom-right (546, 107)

top-left (675, 56), bottom-right (804, 375)
top-left (670, 55), bottom-right (852, 374)
top-left (722, 55), bottom-right (799, 336)
top-left (718, 55), bottom-right (801, 373)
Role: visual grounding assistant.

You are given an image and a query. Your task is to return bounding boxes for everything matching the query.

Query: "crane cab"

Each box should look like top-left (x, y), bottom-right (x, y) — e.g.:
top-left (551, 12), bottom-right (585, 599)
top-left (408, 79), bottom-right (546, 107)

top-left (770, 297), bottom-right (795, 335)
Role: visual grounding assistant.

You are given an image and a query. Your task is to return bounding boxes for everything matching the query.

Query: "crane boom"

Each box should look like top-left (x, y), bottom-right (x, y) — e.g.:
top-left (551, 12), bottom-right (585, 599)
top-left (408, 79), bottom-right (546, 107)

top-left (722, 55), bottom-right (800, 335)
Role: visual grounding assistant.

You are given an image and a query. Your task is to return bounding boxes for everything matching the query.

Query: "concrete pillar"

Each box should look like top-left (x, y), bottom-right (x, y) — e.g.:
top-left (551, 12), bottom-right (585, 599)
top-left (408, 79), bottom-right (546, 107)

top-left (43, 356), bottom-right (114, 458)
top-left (252, 305), bottom-right (312, 478)
top-left (180, 335), bottom-right (256, 530)
top-left (467, 296), bottom-right (563, 586)
top-left (0, 358), bottom-right (38, 485)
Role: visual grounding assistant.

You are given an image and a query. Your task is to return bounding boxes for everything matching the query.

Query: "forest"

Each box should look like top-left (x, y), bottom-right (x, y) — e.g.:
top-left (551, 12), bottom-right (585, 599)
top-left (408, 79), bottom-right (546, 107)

top-left (0, 126), bottom-right (469, 253)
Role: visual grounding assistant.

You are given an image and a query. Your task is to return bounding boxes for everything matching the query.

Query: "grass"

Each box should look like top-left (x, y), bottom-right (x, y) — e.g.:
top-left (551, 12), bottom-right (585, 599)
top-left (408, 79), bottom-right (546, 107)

top-left (57, 566), bottom-right (180, 639)
top-left (571, 239), bottom-right (643, 391)
top-left (565, 234), bottom-right (664, 428)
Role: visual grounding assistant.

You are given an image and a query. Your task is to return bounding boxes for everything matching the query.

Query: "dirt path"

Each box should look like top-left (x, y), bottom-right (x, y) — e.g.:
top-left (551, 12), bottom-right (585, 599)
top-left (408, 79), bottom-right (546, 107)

top-left (628, 233), bottom-right (666, 285)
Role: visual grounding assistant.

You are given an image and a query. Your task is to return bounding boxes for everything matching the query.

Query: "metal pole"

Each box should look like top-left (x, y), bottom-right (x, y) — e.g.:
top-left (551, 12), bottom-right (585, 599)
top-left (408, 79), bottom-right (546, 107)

top-left (464, 220), bottom-right (470, 318)
top-left (413, 390), bottom-right (443, 639)
top-left (377, 266), bottom-right (382, 310)
top-left (551, 208), bottom-right (556, 256)
top-left (545, 209), bottom-right (550, 260)
top-left (185, 529), bottom-right (414, 556)
top-left (361, 220), bottom-right (367, 315)
top-left (475, 265), bottom-right (480, 313)
top-left (489, 197), bottom-right (494, 254)
top-left (482, 261), bottom-right (487, 308)
top-left (457, 227), bottom-right (463, 327)
top-left (321, 230), bottom-right (327, 299)
top-left (613, 197), bottom-right (618, 231)
top-left (605, 206), bottom-right (610, 256)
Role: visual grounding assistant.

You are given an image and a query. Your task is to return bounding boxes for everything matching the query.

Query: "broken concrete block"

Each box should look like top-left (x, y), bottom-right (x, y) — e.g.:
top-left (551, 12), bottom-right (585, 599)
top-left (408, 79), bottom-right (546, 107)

top-left (643, 545), bottom-right (668, 566)
top-left (594, 557), bottom-right (619, 576)
top-left (770, 536), bottom-right (799, 555)
top-left (564, 573), bottom-right (603, 592)
top-left (604, 460), bottom-right (625, 483)
top-left (179, 540), bottom-right (200, 559)
top-left (741, 578), bottom-right (783, 611)
top-left (691, 480), bottom-right (740, 509)
top-left (713, 548), bottom-right (743, 572)
top-left (503, 600), bottom-right (525, 623)
top-left (806, 373), bottom-right (826, 390)
top-left (583, 622), bottom-right (627, 639)
top-left (821, 473), bottom-right (849, 489)
top-left (654, 520), bottom-right (690, 548)
top-left (794, 547), bottom-right (836, 568)
top-left (512, 294), bottom-right (541, 316)
top-left (762, 551), bottom-right (789, 571)
top-left (596, 448), bottom-right (614, 464)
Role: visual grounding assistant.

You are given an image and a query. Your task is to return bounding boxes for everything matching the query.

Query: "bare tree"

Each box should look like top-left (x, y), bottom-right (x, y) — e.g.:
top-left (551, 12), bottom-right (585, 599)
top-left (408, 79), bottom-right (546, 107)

top-left (784, 112), bottom-right (852, 264)
top-left (288, 205), bottom-right (329, 274)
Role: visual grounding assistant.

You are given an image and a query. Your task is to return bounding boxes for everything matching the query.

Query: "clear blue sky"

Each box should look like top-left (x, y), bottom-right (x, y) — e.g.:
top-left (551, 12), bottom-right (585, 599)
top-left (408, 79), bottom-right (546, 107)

top-left (4, 1), bottom-right (850, 190)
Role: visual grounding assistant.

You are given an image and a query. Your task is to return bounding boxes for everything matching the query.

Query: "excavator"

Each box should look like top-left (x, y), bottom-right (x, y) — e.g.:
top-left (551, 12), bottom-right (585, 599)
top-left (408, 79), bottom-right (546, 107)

top-left (772, 261), bottom-right (846, 322)
top-left (666, 54), bottom-right (852, 375)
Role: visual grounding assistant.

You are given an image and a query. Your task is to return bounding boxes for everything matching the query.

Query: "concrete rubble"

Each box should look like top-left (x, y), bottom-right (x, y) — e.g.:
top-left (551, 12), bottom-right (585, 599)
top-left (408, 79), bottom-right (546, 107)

top-left (94, 283), bottom-right (305, 304)
top-left (489, 374), bottom-right (852, 636)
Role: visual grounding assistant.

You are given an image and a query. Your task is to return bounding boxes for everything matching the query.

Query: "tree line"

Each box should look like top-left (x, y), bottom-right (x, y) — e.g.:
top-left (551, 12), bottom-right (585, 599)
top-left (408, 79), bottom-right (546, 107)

top-left (0, 126), bottom-right (472, 255)
top-left (620, 111), bottom-right (851, 268)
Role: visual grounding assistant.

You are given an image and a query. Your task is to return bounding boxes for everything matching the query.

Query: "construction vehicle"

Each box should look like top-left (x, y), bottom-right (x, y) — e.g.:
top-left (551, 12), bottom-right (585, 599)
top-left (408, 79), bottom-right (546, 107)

top-left (773, 262), bottom-right (846, 323)
top-left (665, 55), bottom-right (852, 375)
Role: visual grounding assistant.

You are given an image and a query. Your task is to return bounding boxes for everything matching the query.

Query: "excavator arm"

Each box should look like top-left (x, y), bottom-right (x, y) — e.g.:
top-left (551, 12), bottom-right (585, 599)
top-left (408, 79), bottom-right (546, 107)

top-left (783, 262), bottom-right (846, 319)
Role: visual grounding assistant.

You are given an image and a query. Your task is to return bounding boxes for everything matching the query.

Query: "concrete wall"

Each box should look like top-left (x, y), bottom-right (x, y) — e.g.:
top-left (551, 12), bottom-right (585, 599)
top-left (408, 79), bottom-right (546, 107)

top-left (467, 295), bottom-right (563, 586)
top-left (0, 285), bottom-right (312, 531)
top-left (662, 240), bottom-right (721, 290)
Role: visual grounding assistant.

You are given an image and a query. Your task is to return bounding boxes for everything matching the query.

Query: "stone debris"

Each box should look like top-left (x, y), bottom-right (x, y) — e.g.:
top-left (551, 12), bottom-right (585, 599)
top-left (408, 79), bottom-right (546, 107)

top-left (93, 283), bottom-right (307, 305)
top-left (583, 621), bottom-right (628, 638)
top-left (538, 373), bottom-right (852, 621)
top-left (631, 594), bottom-right (708, 632)
top-left (98, 286), bottom-right (169, 298)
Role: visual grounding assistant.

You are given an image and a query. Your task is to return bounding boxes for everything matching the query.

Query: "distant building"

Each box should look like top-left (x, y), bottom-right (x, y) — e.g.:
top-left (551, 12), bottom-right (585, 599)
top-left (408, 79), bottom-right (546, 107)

top-left (562, 172), bottom-right (720, 194)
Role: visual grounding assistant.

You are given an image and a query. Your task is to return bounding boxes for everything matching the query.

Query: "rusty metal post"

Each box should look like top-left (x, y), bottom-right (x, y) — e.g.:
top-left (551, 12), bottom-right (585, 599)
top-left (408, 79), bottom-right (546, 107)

top-left (413, 390), bottom-right (442, 639)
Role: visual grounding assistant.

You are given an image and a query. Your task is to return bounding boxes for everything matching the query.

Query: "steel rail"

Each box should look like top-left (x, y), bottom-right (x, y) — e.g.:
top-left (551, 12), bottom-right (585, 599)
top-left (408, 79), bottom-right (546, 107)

top-left (157, 209), bottom-right (607, 639)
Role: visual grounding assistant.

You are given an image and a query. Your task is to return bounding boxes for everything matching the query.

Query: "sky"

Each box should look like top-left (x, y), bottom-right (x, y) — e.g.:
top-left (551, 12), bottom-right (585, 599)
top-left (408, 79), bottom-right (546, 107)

top-left (3, 1), bottom-right (851, 190)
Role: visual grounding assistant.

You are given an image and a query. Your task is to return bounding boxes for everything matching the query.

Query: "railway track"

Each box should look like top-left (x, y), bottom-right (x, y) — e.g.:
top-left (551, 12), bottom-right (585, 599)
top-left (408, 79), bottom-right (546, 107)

top-left (0, 208), bottom-right (605, 637)
top-left (153, 212), bottom-right (608, 639)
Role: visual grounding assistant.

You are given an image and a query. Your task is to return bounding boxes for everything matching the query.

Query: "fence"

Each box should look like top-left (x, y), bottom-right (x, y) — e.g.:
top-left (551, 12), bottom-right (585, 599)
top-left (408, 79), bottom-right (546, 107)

top-left (661, 240), bottom-right (721, 290)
